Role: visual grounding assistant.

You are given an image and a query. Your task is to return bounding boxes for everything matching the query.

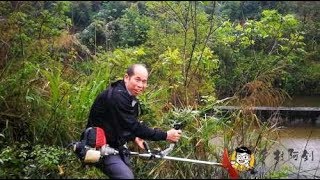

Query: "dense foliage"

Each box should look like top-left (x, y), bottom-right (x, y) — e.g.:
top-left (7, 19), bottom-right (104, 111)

top-left (0, 1), bottom-right (319, 179)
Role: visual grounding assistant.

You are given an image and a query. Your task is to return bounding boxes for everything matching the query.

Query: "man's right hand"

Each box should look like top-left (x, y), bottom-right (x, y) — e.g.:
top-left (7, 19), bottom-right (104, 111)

top-left (166, 128), bottom-right (182, 142)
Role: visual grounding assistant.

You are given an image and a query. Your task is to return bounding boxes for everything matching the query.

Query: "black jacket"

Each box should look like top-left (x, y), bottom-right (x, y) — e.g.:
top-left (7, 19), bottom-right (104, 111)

top-left (86, 80), bottom-right (167, 148)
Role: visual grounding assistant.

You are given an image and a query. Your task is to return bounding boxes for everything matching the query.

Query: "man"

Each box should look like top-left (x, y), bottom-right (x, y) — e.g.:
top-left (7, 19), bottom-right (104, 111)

top-left (85, 64), bottom-right (182, 179)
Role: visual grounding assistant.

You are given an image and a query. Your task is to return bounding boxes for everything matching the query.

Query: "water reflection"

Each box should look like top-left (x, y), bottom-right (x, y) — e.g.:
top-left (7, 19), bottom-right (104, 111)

top-left (283, 95), bottom-right (320, 107)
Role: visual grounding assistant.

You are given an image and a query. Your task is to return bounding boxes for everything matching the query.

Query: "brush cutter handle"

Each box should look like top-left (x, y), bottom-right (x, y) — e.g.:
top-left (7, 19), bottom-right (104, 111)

top-left (173, 122), bottom-right (183, 130)
top-left (160, 122), bottom-right (183, 157)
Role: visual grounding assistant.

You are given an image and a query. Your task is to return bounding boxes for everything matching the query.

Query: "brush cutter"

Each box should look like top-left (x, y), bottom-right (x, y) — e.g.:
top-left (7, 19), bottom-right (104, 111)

top-left (128, 141), bottom-right (239, 179)
top-left (70, 123), bottom-right (239, 179)
top-left (72, 138), bottom-right (239, 179)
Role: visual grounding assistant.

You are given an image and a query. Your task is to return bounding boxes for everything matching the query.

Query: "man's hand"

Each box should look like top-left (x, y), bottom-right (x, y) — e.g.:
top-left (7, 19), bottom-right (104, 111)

top-left (166, 128), bottom-right (182, 143)
top-left (134, 137), bottom-right (145, 149)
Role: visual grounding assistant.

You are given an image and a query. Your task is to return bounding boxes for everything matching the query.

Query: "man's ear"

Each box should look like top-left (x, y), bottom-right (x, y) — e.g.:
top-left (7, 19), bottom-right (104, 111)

top-left (124, 74), bottom-right (129, 82)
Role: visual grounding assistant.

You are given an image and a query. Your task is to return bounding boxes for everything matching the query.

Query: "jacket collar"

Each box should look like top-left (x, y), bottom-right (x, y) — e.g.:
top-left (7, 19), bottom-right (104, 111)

top-left (111, 80), bottom-right (137, 100)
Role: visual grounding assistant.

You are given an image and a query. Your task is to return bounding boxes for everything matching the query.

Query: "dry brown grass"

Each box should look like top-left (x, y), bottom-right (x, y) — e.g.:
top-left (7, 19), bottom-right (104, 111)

top-left (235, 79), bottom-right (288, 108)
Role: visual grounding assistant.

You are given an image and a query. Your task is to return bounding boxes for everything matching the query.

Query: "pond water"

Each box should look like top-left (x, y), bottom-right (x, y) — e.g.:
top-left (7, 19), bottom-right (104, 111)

top-left (233, 95), bottom-right (320, 178)
top-left (283, 95), bottom-right (320, 107)
top-left (209, 95), bottom-right (320, 178)
top-left (261, 96), bottom-right (320, 178)
top-left (264, 126), bottom-right (320, 179)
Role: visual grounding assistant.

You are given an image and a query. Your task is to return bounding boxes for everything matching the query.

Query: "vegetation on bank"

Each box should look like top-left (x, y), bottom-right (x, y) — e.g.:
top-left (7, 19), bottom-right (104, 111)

top-left (0, 1), bottom-right (319, 178)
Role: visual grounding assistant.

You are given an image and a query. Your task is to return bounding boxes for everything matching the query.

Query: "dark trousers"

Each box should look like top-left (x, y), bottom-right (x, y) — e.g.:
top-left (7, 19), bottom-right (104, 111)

top-left (96, 154), bottom-right (134, 179)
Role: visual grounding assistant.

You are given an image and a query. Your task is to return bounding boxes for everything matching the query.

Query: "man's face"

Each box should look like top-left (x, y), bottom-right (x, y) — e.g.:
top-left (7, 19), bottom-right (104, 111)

top-left (124, 66), bottom-right (148, 96)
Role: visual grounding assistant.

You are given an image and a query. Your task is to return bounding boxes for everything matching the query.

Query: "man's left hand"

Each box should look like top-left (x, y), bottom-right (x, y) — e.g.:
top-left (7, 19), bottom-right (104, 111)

top-left (134, 137), bottom-right (145, 149)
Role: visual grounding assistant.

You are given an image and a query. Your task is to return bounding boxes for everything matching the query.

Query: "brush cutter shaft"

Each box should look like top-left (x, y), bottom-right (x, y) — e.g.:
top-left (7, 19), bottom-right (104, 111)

top-left (129, 152), bottom-right (222, 166)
